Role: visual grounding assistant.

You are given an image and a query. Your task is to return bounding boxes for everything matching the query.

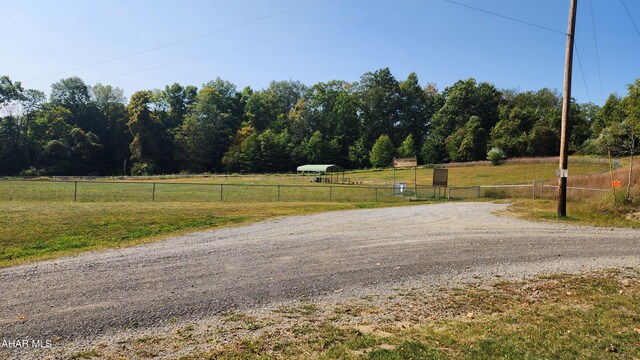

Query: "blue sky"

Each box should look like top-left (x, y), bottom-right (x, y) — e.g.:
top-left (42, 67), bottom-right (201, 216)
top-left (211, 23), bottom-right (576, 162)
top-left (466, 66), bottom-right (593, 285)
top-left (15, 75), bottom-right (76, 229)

top-left (2, 0), bottom-right (639, 105)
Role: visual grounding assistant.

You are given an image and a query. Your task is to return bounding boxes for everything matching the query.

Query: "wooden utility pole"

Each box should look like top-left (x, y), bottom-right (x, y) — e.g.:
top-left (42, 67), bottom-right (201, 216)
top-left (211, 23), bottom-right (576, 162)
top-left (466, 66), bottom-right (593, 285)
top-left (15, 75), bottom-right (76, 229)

top-left (558, 0), bottom-right (578, 217)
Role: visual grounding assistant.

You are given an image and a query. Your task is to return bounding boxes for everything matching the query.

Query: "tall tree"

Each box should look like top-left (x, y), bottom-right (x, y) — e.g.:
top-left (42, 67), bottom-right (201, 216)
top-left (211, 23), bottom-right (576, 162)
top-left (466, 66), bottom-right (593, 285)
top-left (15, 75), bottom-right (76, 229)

top-left (50, 77), bottom-right (95, 131)
top-left (176, 85), bottom-right (239, 172)
top-left (398, 72), bottom-right (429, 147)
top-left (160, 83), bottom-right (198, 131)
top-left (92, 84), bottom-right (130, 174)
top-left (358, 68), bottom-right (401, 147)
top-left (244, 80), bottom-right (306, 131)
top-left (127, 91), bottom-right (166, 174)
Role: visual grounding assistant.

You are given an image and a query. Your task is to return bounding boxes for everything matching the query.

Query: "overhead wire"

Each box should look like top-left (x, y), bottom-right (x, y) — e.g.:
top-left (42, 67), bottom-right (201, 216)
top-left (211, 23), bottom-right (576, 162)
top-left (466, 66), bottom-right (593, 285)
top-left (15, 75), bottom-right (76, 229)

top-left (439, 0), bottom-right (567, 36)
top-left (90, 0), bottom-right (569, 85)
top-left (588, 0), bottom-right (604, 103)
top-left (24, 0), bottom-right (328, 83)
top-left (619, 0), bottom-right (640, 38)
top-left (89, 0), bottom-right (430, 84)
top-left (574, 43), bottom-right (592, 103)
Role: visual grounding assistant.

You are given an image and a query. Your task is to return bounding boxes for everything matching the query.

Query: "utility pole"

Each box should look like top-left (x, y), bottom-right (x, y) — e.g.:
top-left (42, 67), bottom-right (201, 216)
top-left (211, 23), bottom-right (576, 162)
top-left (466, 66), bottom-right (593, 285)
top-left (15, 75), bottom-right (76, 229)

top-left (558, 0), bottom-right (578, 217)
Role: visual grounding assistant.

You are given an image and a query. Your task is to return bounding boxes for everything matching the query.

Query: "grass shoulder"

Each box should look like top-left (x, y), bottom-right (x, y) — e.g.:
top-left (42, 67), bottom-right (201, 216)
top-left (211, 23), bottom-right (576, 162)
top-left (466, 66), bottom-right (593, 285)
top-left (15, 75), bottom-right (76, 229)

top-left (506, 197), bottom-right (640, 229)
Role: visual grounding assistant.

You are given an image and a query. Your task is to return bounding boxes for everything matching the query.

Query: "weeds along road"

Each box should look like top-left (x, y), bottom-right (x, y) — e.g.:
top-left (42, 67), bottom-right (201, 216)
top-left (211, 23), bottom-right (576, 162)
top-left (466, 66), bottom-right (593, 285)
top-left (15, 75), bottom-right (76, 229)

top-left (1, 202), bottom-right (638, 341)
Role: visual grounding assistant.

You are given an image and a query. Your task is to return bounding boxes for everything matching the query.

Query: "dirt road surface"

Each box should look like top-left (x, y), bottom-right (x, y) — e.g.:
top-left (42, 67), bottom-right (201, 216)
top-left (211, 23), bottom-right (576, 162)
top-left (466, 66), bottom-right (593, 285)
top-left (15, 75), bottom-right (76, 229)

top-left (1, 202), bottom-right (638, 343)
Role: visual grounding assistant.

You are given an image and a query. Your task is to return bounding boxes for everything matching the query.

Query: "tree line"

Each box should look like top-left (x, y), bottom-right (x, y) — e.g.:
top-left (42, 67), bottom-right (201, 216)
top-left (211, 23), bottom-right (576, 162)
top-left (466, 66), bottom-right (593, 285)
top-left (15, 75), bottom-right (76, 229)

top-left (1, 68), bottom-right (639, 176)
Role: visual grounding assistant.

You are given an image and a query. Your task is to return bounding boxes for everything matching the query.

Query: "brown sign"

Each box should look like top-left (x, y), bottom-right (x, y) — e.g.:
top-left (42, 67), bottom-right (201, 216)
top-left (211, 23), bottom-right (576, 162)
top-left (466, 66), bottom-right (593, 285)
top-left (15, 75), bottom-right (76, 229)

top-left (433, 168), bottom-right (449, 186)
top-left (393, 157), bottom-right (417, 168)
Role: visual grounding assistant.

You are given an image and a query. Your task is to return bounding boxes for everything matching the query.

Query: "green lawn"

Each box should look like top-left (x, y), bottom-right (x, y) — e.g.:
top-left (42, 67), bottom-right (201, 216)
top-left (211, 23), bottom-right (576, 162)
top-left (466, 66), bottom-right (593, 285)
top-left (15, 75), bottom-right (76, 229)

top-left (0, 180), bottom-right (403, 203)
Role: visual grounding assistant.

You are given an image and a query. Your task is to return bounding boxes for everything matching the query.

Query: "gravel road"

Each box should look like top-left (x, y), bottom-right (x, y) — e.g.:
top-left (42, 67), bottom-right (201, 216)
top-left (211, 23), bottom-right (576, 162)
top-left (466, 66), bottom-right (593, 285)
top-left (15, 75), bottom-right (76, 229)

top-left (1, 202), bottom-right (638, 344)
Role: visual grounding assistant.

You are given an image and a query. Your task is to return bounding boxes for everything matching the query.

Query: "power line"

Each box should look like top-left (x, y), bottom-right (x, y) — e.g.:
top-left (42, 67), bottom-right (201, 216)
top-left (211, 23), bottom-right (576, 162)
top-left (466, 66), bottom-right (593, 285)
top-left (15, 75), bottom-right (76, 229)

top-left (619, 0), bottom-right (640, 38)
top-left (90, 0), bottom-right (571, 85)
top-left (90, 0), bottom-right (429, 84)
top-left (440, 0), bottom-right (567, 36)
top-left (25, 0), bottom-right (327, 83)
top-left (574, 43), bottom-right (592, 103)
top-left (589, 0), bottom-right (604, 103)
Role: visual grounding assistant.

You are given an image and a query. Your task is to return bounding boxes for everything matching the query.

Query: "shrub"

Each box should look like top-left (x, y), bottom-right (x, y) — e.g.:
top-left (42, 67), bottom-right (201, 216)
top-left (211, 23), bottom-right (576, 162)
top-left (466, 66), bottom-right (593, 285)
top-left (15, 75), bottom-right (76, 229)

top-left (131, 162), bottom-right (156, 176)
top-left (369, 134), bottom-right (395, 168)
top-left (487, 147), bottom-right (506, 165)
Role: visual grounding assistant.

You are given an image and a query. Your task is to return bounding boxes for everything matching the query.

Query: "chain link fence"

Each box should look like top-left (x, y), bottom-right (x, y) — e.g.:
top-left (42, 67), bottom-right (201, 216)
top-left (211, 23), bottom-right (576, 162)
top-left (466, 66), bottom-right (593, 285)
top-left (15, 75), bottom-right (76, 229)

top-left (0, 179), bottom-right (612, 203)
top-left (0, 179), bottom-right (402, 203)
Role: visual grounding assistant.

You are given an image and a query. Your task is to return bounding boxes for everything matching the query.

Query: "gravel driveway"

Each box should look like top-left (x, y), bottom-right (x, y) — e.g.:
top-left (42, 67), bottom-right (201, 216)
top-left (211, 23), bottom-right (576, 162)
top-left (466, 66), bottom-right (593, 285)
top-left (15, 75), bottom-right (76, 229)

top-left (1, 202), bottom-right (638, 343)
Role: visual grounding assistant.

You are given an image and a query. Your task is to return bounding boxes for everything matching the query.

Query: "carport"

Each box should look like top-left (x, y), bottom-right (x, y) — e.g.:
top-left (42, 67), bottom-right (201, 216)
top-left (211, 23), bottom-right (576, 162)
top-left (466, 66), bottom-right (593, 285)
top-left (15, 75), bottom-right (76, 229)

top-left (296, 164), bottom-right (345, 184)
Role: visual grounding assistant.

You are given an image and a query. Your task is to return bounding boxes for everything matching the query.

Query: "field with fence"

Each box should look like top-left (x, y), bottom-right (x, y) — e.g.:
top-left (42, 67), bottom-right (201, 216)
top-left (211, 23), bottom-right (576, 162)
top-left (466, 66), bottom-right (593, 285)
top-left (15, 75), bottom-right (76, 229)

top-left (0, 181), bottom-right (404, 203)
top-left (0, 156), bottom-right (633, 267)
top-left (0, 157), bottom-right (619, 203)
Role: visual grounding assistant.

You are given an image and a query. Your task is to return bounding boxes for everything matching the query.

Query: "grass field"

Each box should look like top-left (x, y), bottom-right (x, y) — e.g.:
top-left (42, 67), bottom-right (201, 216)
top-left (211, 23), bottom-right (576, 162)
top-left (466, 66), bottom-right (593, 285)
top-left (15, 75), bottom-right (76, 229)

top-left (0, 156), bottom-right (613, 203)
top-left (0, 180), bottom-right (400, 203)
top-left (348, 157), bottom-right (611, 187)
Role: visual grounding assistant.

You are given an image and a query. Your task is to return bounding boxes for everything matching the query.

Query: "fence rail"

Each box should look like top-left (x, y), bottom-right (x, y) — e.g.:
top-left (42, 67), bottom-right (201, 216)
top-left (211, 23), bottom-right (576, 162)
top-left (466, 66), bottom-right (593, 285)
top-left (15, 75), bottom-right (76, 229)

top-left (0, 179), bottom-right (613, 203)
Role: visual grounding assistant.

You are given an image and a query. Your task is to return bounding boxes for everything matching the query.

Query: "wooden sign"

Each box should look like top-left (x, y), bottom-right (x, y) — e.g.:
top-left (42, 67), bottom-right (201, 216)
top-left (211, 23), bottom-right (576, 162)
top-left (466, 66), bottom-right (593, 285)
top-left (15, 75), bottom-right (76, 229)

top-left (433, 168), bottom-right (449, 187)
top-left (393, 157), bottom-right (417, 168)
top-left (612, 180), bottom-right (622, 188)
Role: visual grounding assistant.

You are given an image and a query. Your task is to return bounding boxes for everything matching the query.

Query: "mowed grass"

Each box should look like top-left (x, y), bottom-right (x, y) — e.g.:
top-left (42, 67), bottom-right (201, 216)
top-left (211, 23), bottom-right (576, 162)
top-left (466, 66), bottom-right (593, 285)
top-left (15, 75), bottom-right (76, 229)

top-left (0, 201), bottom-right (400, 268)
top-left (348, 157), bottom-right (610, 187)
top-left (75, 269), bottom-right (640, 359)
top-left (0, 180), bottom-right (399, 203)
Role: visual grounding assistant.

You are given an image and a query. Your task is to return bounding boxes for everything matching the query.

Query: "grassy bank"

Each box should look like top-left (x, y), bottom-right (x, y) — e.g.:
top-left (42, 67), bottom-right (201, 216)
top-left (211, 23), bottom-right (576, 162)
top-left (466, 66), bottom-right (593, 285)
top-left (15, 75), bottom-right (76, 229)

top-left (56, 269), bottom-right (640, 359)
top-left (348, 157), bottom-right (610, 186)
top-left (509, 191), bottom-right (640, 228)
top-left (0, 201), bottom-right (402, 268)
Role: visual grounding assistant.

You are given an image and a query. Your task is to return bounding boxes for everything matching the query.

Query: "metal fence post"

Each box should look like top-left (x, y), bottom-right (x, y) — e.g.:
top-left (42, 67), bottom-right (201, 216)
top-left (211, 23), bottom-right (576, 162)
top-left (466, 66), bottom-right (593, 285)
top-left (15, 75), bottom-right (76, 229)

top-left (532, 180), bottom-right (535, 199)
top-left (74, 181), bottom-right (78, 202)
top-left (220, 184), bottom-right (224, 202)
top-left (447, 187), bottom-right (451, 201)
top-left (477, 187), bottom-right (481, 198)
top-left (375, 187), bottom-right (378, 202)
top-left (541, 180), bottom-right (544, 198)
top-left (277, 185), bottom-right (281, 202)
top-left (329, 186), bottom-right (332, 202)
top-left (152, 182), bottom-right (156, 202)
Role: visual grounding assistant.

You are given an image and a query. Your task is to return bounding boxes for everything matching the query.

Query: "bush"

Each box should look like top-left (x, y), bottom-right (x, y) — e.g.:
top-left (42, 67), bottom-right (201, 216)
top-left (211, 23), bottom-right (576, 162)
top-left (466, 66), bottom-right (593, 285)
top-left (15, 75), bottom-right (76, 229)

top-left (130, 162), bottom-right (156, 176)
top-left (487, 147), bottom-right (506, 165)
top-left (369, 134), bottom-right (395, 168)
top-left (19, 167), bottom-right (45, 177)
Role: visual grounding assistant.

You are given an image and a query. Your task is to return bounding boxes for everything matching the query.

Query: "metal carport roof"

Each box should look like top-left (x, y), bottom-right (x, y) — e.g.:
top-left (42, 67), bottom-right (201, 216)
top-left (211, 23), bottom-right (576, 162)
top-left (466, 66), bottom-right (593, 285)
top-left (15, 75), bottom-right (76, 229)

top-left (296, 164), bottom-right (345, 172)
